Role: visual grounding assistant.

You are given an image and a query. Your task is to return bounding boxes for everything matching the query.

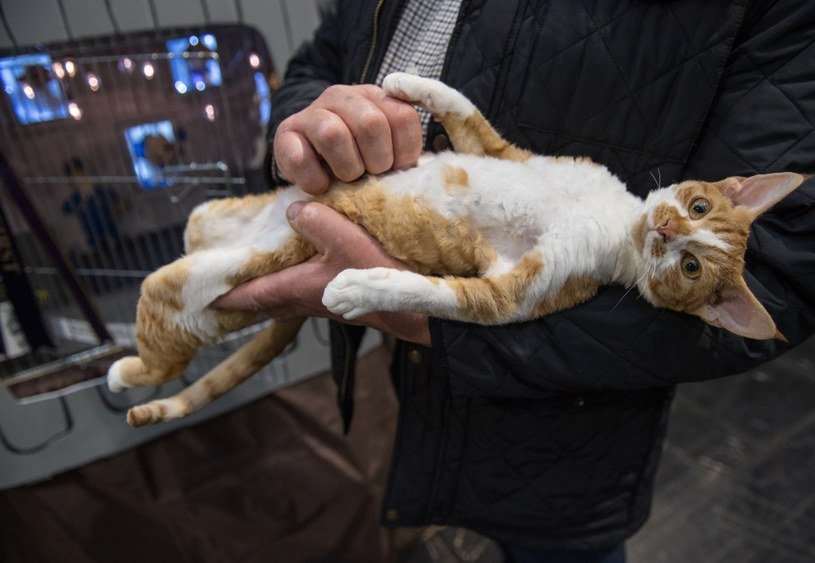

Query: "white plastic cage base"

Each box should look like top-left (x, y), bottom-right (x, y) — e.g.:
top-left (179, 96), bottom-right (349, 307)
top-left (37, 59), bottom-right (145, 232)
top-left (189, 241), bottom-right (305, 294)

top-left (0, 319), bottom-right (382, 490)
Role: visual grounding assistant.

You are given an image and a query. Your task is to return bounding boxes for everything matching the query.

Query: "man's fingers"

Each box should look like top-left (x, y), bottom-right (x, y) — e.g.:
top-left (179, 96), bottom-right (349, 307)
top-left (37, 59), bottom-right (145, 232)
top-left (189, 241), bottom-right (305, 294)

top-left (317, 85), bottom-right (395, 175)
top-left (336, 102), bottom-right (395, 174)
top-left (341, 88), bottom-right (422, 172)
top-left (301, 108), bottom-right (366, 182)
top-left (212, 276), bottom-right (271, 311)
top-left (213, 258), bottom-right (324, 313)
top-left (275, 85), bottom-right (423, 193)
top-left (275, 129), bottom-right (330, 193)
top-left (377, 95), bottom-right (422, 170)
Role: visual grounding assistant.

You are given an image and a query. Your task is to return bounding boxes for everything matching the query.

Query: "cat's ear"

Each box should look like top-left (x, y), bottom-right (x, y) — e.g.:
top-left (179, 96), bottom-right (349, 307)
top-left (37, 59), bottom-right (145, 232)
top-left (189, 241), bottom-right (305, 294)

top-left (692, 279), bottom-right (782, 341)
top-left (715, 172), bottom-right (805, 217)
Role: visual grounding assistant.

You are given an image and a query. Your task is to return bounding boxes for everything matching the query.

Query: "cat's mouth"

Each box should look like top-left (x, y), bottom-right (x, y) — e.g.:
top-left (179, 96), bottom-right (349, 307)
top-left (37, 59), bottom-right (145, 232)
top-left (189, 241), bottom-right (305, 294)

top-left (637, 215), bottom-right (684, 273)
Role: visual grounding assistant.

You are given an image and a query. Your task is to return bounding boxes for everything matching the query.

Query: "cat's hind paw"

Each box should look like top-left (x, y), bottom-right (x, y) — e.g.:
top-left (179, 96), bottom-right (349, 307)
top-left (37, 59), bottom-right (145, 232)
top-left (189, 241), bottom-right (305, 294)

top-left (106, 358), bottom-right (130, 393)
top-left (127, 396), bottom-right (192, 427)
top-left (383, 72), bottom-right (475, 118)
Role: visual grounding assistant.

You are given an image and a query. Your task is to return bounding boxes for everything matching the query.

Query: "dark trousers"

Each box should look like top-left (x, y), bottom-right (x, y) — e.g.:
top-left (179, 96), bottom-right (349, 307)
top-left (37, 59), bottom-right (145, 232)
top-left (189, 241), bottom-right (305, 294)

top-left (501, 543), bottom-right (626, 563)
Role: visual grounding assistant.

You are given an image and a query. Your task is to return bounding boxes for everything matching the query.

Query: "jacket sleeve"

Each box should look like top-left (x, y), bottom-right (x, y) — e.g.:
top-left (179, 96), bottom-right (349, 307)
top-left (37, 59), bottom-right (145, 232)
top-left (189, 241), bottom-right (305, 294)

top-left (264, 1), bottom-right (344, 185)
top-left (430, 0), bottom-right (815, 399)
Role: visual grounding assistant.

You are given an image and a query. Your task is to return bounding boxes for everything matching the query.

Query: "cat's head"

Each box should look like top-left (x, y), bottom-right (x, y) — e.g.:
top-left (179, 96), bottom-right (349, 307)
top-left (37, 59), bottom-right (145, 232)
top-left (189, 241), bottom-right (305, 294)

top-left (632, 172), bottom-right (805, 340)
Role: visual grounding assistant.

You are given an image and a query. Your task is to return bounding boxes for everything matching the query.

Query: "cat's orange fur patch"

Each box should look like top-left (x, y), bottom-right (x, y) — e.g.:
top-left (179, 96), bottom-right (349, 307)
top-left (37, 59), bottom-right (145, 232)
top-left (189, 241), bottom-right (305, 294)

top-left (531, 275), bottom-right (600, 318)
top-left (142, 264), bottom-right (188, 312)
top-left (192, 318), bottom-right (304, 405)
top-left (320, 178), bottom-right (497, 276)
top-left (184, 211), bottom-right (207, 252)
top-left (226, 237), bottom-right (315, 288)
top-left (631, 215), bottom-right (648, 253)
top-left (443, 110), bottom-right (532, 162)
top-left (443, 165), bottom-right (470, 192)
top-left (128, 399), bottom-right (174, 427)
top-left (133, 318), bottom-right (201, 379)
top-left (446, 254), bottom-right (543, 323)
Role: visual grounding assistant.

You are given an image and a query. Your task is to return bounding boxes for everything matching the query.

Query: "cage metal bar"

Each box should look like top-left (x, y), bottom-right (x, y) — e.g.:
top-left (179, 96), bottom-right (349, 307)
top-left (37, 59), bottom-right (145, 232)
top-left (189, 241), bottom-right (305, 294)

top-left (0, 151), bottom-right (112, 344)
top-left (24, 175), bottom-right (245, 185)
top-left (0, 24), bottom-right (277, 384)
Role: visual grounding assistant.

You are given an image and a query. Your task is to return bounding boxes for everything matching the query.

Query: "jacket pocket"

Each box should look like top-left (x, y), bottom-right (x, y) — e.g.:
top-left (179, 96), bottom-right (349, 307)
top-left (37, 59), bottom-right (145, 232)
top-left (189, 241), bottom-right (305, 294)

top-left (444, 388), bottom-right (671, 547)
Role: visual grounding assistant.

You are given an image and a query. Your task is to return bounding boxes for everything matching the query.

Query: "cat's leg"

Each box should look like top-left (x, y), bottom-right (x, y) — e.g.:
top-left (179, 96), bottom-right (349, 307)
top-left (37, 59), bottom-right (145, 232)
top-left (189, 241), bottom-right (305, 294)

top-left (107, 252), bottom-right (244, 392)
top-left (383, 72), bottom-right (533, 162)
top-left (107, 249), bottom-right (256, 393)
top-left (125, 317), bottom-right (305, 426)
top-left (109, 218), bottom-right (314, 394)
top-left (323, 256), bottom-right (546, 325)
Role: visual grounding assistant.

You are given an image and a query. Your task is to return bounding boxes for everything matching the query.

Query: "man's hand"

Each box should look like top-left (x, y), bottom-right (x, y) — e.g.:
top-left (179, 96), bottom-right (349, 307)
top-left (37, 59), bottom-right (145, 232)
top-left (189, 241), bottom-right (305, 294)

top-left (274, 84), bottom-right (423, 194)
top-left (213, 201), bottom-right (431, 346)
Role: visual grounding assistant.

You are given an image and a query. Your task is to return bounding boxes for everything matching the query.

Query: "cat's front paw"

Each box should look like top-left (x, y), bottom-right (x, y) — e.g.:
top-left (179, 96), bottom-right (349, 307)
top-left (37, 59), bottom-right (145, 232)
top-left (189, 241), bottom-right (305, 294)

top-left (324, 268), bottom-right (434, 320)
top-left (383, 72), bottom-right (474, 118)
top-left (382, 72), bottom-right (422, 100)
top-left (323, 268), bottom-right (388, 319)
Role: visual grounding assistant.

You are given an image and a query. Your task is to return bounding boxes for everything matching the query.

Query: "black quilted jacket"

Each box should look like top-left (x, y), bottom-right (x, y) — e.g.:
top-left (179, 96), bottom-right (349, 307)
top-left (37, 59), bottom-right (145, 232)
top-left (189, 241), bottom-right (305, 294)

top-left (268, 0), bottom-right (815, 550)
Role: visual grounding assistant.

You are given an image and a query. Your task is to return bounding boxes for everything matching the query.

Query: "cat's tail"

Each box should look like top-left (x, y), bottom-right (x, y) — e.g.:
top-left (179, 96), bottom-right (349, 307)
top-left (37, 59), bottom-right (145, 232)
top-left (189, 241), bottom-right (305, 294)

top-left (126, 317), bottom-right (306, 427)
top-left (383, 72), bottom-right (533, 162)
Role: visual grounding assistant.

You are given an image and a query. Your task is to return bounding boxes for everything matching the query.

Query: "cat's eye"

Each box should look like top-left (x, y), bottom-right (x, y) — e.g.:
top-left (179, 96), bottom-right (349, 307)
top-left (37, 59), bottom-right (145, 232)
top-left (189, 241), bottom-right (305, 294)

top-left (681, 254), bottom-right (702, 279)
top-left (688, 197), bottom-right (711, 219)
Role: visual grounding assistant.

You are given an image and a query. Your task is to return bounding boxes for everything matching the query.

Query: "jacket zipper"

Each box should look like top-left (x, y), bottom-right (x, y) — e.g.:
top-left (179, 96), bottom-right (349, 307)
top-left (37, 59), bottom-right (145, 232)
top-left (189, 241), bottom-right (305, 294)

top-left (360, 0), bottom-right (387, 83)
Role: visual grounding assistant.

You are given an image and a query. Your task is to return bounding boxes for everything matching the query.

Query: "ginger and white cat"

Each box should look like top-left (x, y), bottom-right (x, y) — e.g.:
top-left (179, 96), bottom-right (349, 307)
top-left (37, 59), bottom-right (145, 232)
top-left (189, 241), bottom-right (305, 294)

top-left (107, 73), bottom-right (804, 427)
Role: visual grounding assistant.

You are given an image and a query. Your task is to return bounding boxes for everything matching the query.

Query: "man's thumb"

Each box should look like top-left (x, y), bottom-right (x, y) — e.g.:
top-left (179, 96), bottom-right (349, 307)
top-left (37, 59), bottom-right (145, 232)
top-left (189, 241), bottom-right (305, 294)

top-left (287, 201), bottom-right (365, 255)
top-left (286, 200), bottom-right (307, 224)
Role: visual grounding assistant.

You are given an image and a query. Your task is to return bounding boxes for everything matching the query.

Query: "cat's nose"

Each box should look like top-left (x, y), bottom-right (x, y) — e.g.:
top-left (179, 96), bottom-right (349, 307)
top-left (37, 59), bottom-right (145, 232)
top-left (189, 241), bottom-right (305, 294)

top-left (656, 219), bottom-right (674, 242)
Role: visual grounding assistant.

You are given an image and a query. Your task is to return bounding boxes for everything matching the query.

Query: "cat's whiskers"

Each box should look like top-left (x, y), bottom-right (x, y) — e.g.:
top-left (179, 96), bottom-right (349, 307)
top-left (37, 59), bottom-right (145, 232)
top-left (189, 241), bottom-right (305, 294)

top-left (610, 268), bottom-right (651, 312)
top-left (642, 263), bottom-right (658, 300)
top-left (649, 168), bottom-right (663, 189)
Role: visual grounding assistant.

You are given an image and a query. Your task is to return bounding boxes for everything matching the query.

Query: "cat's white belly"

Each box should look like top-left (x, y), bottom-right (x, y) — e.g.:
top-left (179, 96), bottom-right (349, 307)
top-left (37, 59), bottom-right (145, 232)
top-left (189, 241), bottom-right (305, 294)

top-left (383, 152), bottom-right (640, 283)
top-left (218, 186), bottom-right (309, 251)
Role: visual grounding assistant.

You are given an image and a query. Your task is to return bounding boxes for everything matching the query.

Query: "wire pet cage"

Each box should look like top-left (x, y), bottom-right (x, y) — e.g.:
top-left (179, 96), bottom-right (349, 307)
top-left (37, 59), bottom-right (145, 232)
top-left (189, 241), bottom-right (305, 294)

top-left (0, 24), bottom-right (379, 489)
